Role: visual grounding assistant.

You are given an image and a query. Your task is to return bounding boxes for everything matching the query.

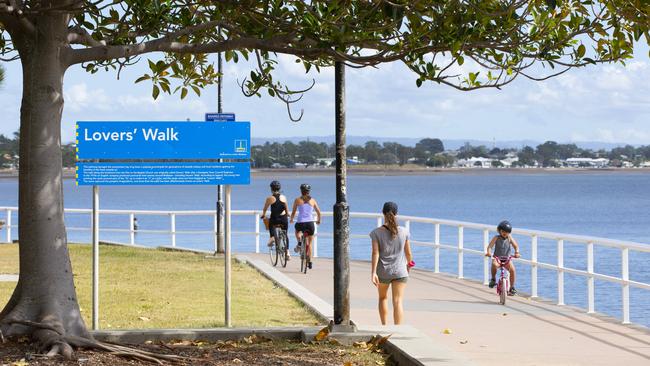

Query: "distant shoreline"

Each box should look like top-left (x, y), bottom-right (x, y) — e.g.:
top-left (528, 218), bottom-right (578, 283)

top-left (0, 166), bottom-right (642, 179)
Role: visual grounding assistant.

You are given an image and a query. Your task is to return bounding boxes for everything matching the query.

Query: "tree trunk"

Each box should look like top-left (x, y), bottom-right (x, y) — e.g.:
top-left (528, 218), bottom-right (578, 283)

top-left (0, 14), bottom-right (91, 355)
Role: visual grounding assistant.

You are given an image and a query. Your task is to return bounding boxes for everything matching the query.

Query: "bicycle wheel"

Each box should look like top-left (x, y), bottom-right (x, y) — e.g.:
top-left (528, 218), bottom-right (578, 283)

top-left (269, 229), bottom-right (279, 267)
top-left (499, 278), bottom-right (507, 305)
top-left (300, 239), bottom-right (307, 274)
top-left (278, 230), bottom-right (287, 268)
top-left (304, 242), bottom-right (311, 274)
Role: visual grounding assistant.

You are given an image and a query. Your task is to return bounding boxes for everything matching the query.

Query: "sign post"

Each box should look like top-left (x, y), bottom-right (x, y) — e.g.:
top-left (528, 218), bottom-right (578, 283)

top-left (77, 121), bottom-right (250, 329)
top-left (205, 112), bottom-right (236, 254)
top-left (92, 185), bottom-right (99, 330)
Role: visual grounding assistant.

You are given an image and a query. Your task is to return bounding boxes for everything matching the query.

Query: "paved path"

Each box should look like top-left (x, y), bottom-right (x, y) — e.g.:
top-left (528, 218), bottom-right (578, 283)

top-left (245, 253), bottom-right (650, 366)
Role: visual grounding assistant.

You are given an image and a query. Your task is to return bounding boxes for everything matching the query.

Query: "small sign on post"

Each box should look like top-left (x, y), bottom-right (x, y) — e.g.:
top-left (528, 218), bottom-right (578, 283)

top-left (205, 112), bottom-right (236, 122)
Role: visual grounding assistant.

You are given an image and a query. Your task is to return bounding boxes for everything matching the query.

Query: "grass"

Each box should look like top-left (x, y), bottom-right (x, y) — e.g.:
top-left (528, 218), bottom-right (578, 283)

top-left (0, 243), bottom-right (321, 329)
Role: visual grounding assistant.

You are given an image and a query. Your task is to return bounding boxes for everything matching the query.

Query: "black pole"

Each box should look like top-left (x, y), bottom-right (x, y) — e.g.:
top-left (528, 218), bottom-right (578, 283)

top-left (333, 61), bottom-right (351, 326)
top-left (216, 51), bottom-right (225, 254)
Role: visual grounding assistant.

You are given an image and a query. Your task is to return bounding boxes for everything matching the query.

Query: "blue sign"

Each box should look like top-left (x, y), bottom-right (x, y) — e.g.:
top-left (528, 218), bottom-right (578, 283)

top-left (76, 162), bottom-right (250, 186)
top-left (76, 121), bottom-right (250, 159)
top-left (205, 113), bottom-right (236, 122)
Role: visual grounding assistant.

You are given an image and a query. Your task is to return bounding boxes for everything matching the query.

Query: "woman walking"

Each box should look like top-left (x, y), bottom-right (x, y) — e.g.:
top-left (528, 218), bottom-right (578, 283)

top-left (370, 202), bottom-right (413, 325)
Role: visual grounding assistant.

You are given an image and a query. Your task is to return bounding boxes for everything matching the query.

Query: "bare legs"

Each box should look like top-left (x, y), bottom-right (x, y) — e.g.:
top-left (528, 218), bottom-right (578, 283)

top-left (376, 280), bottom-right (406, 325)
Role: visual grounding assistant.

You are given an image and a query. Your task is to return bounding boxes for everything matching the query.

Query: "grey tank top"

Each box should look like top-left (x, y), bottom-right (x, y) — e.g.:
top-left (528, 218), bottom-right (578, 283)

top-left (369, 226), bottom-right (409, 280)
top-left (493, 236), bottom-right (512, 257)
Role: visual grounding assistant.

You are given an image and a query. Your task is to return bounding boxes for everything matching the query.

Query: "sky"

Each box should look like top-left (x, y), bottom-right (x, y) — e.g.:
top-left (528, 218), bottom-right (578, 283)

top-left (0, 45), bottom-right (649, 146)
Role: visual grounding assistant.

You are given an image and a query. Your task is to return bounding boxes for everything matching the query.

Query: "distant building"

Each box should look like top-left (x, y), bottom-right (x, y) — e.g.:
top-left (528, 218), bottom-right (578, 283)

top-left (565, 158), bottom-right (609, 168)
top-left (456, 157), bottom-right (493, 168)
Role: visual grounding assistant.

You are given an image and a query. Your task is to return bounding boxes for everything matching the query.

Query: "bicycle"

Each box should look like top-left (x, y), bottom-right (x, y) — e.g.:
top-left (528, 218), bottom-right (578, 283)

top-left (296, 229), bottom-right (311, 274)
top-left (263, 218), bottom-right (288, 268)
top-left (493, 256), bottom-right (513, 305)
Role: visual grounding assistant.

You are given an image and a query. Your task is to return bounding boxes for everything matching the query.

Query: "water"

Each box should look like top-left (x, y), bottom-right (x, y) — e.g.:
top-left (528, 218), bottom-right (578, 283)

top-left (0, 171), bottom-right (649, 326)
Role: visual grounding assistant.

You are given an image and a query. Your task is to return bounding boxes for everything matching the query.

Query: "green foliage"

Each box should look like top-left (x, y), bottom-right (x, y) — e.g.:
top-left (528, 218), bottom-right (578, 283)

top-left (2, 0), bottom-right (647, 111)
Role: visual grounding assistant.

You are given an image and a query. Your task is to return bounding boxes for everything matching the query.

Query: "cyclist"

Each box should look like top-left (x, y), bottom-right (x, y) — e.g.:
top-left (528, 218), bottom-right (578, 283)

top-left (261, 180), bottom-right (290, 259)
top-left (290, 183), bottom-right (321, 269)
top-left (485, 220), bottom-right (521, 295)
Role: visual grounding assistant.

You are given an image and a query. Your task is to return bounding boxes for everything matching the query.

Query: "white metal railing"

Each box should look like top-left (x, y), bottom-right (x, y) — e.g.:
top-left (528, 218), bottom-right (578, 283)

top-left (1, 206), bottom-right (649, 325)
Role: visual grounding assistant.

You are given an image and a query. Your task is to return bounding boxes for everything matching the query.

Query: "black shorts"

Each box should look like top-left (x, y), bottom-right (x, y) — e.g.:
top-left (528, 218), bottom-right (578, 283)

top-left (294, 222), bottom-right (315, 236)
top-left (269, 216), bottom-right (288, 237)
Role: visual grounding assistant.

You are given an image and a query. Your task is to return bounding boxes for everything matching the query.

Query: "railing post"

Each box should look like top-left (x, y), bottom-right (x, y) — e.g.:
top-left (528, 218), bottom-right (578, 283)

top-left (531, 235), bottom-right (538, 298)
top-left (5, 208), bottom-right (11, 243)
top-left (622, 247), bottom-right (630, 324)
top-left (457, 226), bottom-right (464, 279)
top-left (313, 223), bottom-right (318, 258)
top-left (483, 229), bottom-right (489, 285)
top-left (376, 217), bottom-right (382, 228)
top-left (170, 213), bottom-right (176, 247)
top-left (587, 242), bottom-right (594, 313)
top-left (254, 212), bottom-right (260, 254)
top-left (557, 239), bottom-right (564, 305)
top-left (434, 223), bottom-right (440, 273)
top-left (404, 220), bottom-right (410, 233)
top-left (129, 213), bottom-right (135, 245)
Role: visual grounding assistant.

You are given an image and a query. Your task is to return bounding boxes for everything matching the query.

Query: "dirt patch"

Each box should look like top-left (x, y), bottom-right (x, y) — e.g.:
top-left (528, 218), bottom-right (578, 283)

top-left (0, 336), bottom-right (392, 365)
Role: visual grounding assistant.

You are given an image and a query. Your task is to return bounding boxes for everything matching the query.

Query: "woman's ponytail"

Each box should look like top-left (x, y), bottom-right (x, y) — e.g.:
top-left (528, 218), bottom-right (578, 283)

top-left (384, 212), bottom-right (399, 238)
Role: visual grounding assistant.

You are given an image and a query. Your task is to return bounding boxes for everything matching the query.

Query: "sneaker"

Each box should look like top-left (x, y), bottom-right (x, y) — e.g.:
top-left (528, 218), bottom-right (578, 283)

top-left (508, 287), bottom-right (517, 296)
top-left (308, 261), bottom-right (312, 269)
top-left (294, 244), bottom-right (301, 253)
top-left (488, 279), bottom-right (496, 288)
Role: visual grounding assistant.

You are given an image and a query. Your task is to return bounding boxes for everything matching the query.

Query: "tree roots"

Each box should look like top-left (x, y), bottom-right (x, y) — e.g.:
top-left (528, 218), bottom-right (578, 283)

top-left (4, 320), bottom-right (188, 364)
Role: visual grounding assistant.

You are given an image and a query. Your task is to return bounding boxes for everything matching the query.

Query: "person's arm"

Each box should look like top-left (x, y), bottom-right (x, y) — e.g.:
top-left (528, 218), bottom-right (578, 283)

top-left (404, 239), bottom-right (413, 273)
top-left (371, 239), bottom-right (380, 286)
top-left (313, 199), bottom-right (321, 225)
top-left (510, 235), bottom-right (521, 258)
top-left (290, 199), bottom-right (298, 223)
top-left (485, 236), bottom-right (497, 256)
top-left (281, 195), bottom-right (289, 216)
top-left (261, 197), bottom-right (271, 219)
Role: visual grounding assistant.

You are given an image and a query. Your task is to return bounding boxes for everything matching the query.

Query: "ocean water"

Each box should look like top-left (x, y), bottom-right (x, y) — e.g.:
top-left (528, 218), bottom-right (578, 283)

top-left (0, 171), bottom-right (649, 326)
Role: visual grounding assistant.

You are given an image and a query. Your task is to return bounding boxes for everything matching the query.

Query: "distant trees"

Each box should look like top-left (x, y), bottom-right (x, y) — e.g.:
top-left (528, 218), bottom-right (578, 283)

top-left (251, 139), bottom-right (650, 169)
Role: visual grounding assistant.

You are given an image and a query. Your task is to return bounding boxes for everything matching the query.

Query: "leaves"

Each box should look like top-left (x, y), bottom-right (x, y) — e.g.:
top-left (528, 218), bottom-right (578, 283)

top-left (314, 326), bottom-right (329, 341)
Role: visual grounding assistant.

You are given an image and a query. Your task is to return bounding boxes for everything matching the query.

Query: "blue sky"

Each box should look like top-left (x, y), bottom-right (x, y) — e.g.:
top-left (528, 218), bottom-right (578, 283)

top-left (1, 47), bottom-right (649, 145)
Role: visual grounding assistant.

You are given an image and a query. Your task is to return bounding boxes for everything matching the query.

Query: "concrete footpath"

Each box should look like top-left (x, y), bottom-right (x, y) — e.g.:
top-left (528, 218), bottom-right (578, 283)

top-left (241, 253), bottom-right (650, 366)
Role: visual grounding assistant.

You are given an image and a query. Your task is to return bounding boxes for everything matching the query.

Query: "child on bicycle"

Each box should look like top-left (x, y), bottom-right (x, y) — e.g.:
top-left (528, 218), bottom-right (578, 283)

top-left (485, 220), bottom-right (521, 296)
top-left (261, 180), bottom-right (290, 259)
top-left (290, 183), bottom-right (321, 269)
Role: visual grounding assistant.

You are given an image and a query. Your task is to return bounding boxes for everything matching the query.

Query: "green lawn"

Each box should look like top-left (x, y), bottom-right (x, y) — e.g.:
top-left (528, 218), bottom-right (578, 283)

top-left (0, 244), bottom-right (321, 329)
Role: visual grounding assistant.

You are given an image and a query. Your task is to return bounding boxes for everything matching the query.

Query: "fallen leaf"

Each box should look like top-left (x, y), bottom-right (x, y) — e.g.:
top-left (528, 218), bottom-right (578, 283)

top-left (232, 358), bottom-right (243, 363)
top-left (328, 338), bottom-right (341, 345)
top-left (314, 326), bottom-right (329, 341)
top-left (353, 341), bottom-right (367, 349)
top-left (12, 359), bottom-right (29, 366)
top-left (443, 328), bottom-right (452, 334)
top-left (502, 313), bottom-right (507, 316)
top-left (460, 340), bottom-right (468, 344)
top-left (344, 362), bottom-right (353, 366)
top-left (138, 316), bottom-right (150, 321)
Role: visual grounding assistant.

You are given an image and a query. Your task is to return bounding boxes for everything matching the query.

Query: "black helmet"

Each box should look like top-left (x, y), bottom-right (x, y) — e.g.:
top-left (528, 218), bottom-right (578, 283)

top-left (497, 220), bottom-right (512, 233)
top-left (270, 180), bottom-right (281, 191)
top-left (300, 183), bottom-right (311, 193)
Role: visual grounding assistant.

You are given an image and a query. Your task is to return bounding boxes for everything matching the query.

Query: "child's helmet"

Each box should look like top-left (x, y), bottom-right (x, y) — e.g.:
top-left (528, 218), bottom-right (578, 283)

top-left (497, 220), bottom-right (512, 233)
top-left (270, 180), bottom-right (281, 191)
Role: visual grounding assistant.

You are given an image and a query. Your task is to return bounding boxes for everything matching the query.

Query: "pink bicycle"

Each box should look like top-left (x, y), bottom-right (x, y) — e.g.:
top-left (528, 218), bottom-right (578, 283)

top-left (494, 256), bottom-right (513, 305)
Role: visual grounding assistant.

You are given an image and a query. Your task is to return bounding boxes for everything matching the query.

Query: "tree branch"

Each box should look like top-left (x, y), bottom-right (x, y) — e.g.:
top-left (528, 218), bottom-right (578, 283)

top-left (0, 0), bottom-right (36, 35)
